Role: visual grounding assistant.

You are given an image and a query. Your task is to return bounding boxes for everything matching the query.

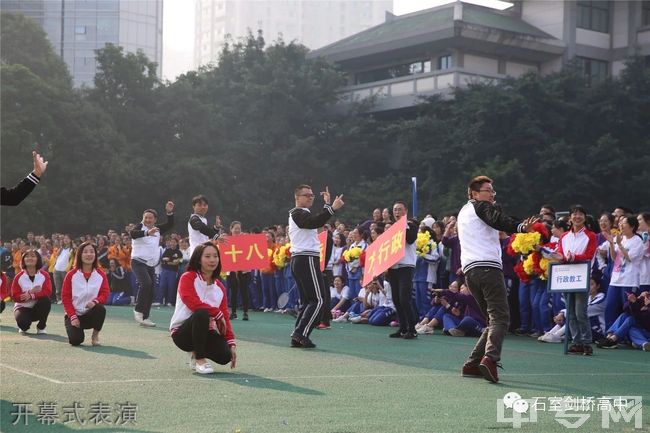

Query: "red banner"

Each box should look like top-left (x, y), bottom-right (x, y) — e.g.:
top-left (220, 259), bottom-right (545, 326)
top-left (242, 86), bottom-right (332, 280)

top-left (361, 216), bottom-right (407, 287)
top-left (319, 230), bottom-right (327, 272)
top-left (219, 234), bottom-right (269, 272)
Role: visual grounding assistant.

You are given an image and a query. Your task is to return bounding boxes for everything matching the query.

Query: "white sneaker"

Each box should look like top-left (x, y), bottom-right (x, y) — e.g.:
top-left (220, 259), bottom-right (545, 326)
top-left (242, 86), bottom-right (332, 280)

top-left (134, 310), bottom-right (144, 324)
top-left (18, 329), bottom-right (26, 335)
top-left (57, 300), bottom-right (63, 305)
top-left (448, 328), bottom-right (465, 337)
top-left (643, 342), bottom-right (650, 352)
top-left (417, 325), bottom-right (434, 335)
top-left (189, 353), bottom-right (196, 370)
top-left (545, 333), bottom-right (563, 343)
top-left (194, 362), bottom-right (214, 374)
top-left (166, 303), bottom-right (173, 307)
top-left (37, 328), bottom-right (47, 335)
top-left (332, 315), bottom-right (348, 323)
top-left (349, 316), bottom-right (363, 324)
top-left (140, 319), bottom-right (156, 327)
top-left (152, 302), bottom-right (161, 307)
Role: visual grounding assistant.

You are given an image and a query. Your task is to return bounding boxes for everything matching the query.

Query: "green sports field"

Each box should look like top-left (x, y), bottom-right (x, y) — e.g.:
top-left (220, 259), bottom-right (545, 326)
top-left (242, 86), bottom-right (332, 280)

top-left (1, 305), bottom-right (648, 432)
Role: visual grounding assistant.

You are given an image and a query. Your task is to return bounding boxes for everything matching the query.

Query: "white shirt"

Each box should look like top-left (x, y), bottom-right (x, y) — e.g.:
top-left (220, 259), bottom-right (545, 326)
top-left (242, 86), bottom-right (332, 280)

top-left (638, 232), bottom-right (650, 286)
top-left (330, 285), bottom-right (351, 301)
top-left (610, 235), bottom-right (645, 287)
top-left (54, 247), bottom-right (72, 272)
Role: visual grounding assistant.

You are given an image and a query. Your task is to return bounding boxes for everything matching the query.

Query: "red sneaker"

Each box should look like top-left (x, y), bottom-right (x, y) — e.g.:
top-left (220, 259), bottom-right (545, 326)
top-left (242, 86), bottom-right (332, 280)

top-left (479, 356), bottom-right (503, 383)
top-left (461, 363), bottom-right (482, 378)
top-left (316, 322), bottom-right (330, 330)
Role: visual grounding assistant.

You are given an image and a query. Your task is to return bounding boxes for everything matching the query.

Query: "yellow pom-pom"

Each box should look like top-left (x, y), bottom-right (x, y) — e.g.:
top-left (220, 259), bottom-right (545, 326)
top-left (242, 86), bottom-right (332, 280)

top-left (511, 232), bottom-right (541, 255)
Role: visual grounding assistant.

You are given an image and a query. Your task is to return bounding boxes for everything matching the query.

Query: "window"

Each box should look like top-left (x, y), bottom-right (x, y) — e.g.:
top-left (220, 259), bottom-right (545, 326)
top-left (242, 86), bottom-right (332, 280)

top-left (355, 60), bottom-right (432, 84)
top-left (643, 1), bottom-right (650, 26)
top-left (74, 25), bottom-right (86, 41)
top-left (438, 55), bottom-right (452, 70)
top-left (576, 57), bottom-right (608, 85)
top-left (577, 1), bottom-right (609, 33)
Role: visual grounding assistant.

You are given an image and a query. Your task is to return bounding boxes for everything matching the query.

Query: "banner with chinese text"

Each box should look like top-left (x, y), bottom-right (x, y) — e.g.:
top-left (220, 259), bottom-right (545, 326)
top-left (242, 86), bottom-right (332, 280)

top-left (319, 231), bottom-right (327, 272)
top-left (361, 216), bottom-right (407, 286)
top-left (219, 234), bottom-right (269, 272)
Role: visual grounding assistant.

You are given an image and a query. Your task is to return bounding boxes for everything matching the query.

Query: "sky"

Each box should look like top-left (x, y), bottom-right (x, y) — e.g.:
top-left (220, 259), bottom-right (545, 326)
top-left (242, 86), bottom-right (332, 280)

top-left (162, 0), bottom-right (512, 81)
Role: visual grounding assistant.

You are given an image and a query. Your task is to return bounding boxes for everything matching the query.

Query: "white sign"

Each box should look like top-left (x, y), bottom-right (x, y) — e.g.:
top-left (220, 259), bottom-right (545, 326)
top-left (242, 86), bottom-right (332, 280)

top-left (547, 262), bottom-right (590, 293)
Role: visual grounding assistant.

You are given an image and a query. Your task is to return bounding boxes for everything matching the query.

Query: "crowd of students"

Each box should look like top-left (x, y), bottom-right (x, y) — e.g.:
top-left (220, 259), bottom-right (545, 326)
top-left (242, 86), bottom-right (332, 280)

top-left (1, 204), bottom-right (648, 355)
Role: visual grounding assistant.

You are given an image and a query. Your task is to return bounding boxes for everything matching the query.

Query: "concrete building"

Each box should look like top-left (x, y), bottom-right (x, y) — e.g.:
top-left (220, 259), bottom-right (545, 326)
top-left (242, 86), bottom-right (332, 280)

top-left (308, 0), bottom-right (650, 113)
top-left (1, 0), bottom-right (163, 87)
top-left (194, 0), bottom-right (392, 69)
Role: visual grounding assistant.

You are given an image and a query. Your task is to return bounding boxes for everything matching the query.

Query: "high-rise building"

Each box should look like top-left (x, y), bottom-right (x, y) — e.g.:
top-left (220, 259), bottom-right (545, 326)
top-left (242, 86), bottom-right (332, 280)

top-left (1, 0), bottom-right (163, 87)
top-left (194, 0), bottom-right (392, 68)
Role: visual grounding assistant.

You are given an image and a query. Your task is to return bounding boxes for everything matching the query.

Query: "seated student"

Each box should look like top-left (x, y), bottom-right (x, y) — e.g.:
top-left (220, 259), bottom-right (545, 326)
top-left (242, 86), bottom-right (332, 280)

top-left (329, 275), bottom-right (351, 317)
top-left (332, 285), bottom-right (367, 323)
top-left (170, 242), bottom-right (236, 374)
top-left (598, 291), bottom-right (649, 350)
top-left (629, 291), bottom-right (650, 351)
top-left (62, 242), bottom-right (109, 346)
top-left (587, 275), bottom-right (606, 342)
top-left (367, 278), bottom-right (397, 326)
top-left (539, 310), bottom-right (567, 343)
top-left (106, 259), bottom-right (131, 306)
top-left (350, 279), bottom-right (386, 324)
top-left (439, 284), bottom-right (486, 337)
top-left (540, 276), bottom-right (606, 344)
top-left (11, 249), bottom-right (52, 334)
top-left (416, 280), bottom-right (459, 335)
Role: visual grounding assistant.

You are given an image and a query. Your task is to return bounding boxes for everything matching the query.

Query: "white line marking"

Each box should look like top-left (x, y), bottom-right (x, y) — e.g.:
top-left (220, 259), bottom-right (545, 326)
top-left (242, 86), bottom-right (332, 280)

top-left (2, 370), bottom-right (646, 385)
top-left (0, 363), bottom-right (64, 384)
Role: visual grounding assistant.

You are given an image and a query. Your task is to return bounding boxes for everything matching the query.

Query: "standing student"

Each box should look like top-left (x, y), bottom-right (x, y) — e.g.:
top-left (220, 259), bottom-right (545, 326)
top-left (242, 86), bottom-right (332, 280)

top-left (11, 249), bottom-right (52, 334)
top-left (556, 205), bottom-right (598, 356)
top-left (130, 202), bottom-right (175, 327)
top-left (0, 271), bottom-right (8, 315)
top-left (170, 242), bottom-right (237, 374)
top-left (288, 185), bottom-right (344, 348)
top-left (187, 195), bottom-right (223, 256)
top-left (601, 215), bottom-right (645, 329)
top-left (226, 221), bottom-right (251, 320)
top-left (457, 176), bottom-right (537, 383)
top-left (52, 235), bottom-right (74, 303)
top-left (386, 201), bottom-right (419, 339)
top-left (62, 242), bottom-right (110, 346)
top-left (159, 237), bottom-right (183, 307)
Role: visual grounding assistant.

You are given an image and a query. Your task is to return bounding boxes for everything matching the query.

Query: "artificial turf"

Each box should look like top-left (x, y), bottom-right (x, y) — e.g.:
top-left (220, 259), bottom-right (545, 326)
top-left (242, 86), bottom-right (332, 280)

top-left (1, 305), bottom-right (648, 432)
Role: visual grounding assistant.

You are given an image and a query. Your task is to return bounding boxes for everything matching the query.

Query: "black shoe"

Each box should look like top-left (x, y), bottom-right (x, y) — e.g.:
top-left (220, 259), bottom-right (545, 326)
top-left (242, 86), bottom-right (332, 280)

top-left (389, 331), bottom-right (404, 338)
top-left (242, 313), bottom-right (249, 321)
top-left (582, 344), bottom-right (594, 356)
top-left (568, 344), bottom-right (584, 354)
top-left (290, 337), bottom-right (302, 348)
top-left (231, 312), bottom-right (237, 319)
top-left (298, 336), bottom-right (316, 348)
top-left (403, 331), bottom-right (417, 339)
top-left (514, 328), bottom-right (529, 336)
top-left (598, 338), bottom-right (618, 349)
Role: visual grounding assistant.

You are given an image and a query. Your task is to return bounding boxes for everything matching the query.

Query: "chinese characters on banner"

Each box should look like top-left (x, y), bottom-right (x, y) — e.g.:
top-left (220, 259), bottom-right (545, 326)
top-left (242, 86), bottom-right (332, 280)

top-left (319, 230), bottom-right (327, 272)
top-left (361, 216), bottom-right (407, 287)
top-left (219, 234), bottom-right (269, 272)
